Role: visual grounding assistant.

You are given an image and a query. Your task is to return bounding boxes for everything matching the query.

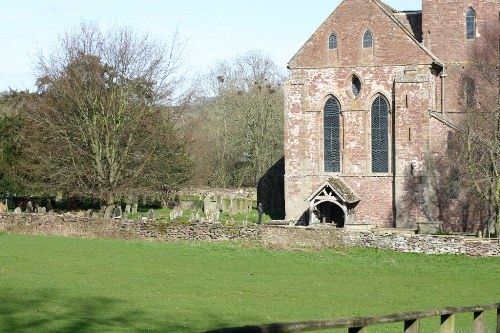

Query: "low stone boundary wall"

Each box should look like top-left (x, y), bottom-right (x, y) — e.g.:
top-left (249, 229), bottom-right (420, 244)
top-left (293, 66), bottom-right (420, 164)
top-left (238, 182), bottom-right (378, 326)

top-left (0, 214), bottom-right (499, 257)
top-left (263, 227), bottom-right (500, 257)
top-left (0, 214), bottom-right (261, 242)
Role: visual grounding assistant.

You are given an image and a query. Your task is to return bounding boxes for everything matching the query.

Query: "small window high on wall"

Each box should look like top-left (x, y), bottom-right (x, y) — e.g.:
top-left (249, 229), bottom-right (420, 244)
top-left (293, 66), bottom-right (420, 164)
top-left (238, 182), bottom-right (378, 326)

top-left (329, 32), bottom-right (338, 49)
top-left (363, 30), bottom-right (373, 48)
top-left (466, 8), bottom-right (476, 40)
top-left (351, 75), bottom-right (361, 97)
top-left (371, 95), bottom-right (389, 173)
top-left (324, 97), bottom-right (341, 173)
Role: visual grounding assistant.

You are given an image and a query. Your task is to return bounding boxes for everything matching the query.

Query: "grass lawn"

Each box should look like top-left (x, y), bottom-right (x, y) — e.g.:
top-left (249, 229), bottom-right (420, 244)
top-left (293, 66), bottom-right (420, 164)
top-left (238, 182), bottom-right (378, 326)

top-left (0, 233), bottom-right (499, 332)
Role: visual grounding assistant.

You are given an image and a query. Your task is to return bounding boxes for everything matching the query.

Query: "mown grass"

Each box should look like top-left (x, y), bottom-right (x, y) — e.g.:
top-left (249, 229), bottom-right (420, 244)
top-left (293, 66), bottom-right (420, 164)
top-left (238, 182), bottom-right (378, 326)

top-left (0, 233), bottom-right (499, 332)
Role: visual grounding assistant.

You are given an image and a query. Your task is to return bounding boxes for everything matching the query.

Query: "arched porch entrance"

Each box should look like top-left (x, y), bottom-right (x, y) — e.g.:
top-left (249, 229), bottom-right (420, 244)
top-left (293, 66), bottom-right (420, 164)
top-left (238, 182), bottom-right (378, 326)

top-left (312, 201), bottom-right (345, 227)
top-left (307, 178), bottom-right (360, 227)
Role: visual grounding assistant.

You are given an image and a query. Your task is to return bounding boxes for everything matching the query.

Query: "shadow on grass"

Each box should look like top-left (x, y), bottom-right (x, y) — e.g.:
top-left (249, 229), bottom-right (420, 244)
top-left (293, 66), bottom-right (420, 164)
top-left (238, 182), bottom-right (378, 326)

top-left (0, 289), bottom-right (189, 332)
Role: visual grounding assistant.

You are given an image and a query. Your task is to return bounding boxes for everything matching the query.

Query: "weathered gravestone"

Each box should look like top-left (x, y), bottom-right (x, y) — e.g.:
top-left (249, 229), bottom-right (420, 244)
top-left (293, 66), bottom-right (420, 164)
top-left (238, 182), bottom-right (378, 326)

top-left (14, 207), bottom-right (22, 214)
top-left (124, 205), bottom-right (131, 215)
top-left (85, 209), bottom-right (93, 218)
top-left (104, 205), bottom-right (115, 219)
top-left (113, 206), bottom-right (122, 219)
top-left (26, 201), bottom-right (33, 213)
top-left (203, 195), bottom-right (219, 223)
top-left (148, 209), bottom-right (154, 220)
top-left (169, 207), bottom-right (182, 220)
top-left (0, 201), bottom-right (7, 213)
top-left (132, 203), bottom-right (138, 214)
top-left (37, 207), bottom-right (47, 214)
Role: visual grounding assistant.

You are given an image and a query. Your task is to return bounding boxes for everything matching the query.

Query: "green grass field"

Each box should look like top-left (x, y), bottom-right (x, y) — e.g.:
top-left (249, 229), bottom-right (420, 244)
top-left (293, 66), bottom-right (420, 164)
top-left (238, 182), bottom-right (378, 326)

top-left (0, 233), bottom-right (499, 332)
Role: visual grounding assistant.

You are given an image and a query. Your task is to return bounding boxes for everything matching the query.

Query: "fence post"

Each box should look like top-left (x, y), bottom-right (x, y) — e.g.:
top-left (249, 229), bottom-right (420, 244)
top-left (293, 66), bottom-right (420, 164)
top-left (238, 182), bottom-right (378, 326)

top-left (497, 308), bottom-right (500, 333)
top-left (473, 311), bottom-right (485, 333)
top-left (441, 314), bottom-right (455, 333)
top-left (404, 319), bottom-right (420, 333)
top-left (348, 327), bottom-right (367, 333)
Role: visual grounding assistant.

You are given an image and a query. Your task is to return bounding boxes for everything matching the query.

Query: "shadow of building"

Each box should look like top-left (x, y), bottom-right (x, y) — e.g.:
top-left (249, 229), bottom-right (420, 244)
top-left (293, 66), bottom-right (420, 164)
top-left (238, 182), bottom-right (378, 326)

top-left (257, 157), bottom-right (285, 220)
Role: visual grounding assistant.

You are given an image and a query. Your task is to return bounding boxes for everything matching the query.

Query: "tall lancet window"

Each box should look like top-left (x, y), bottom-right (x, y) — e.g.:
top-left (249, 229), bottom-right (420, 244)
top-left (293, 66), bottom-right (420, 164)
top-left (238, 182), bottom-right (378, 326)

top-left (329, 32), bottom-right (338, 49)
top-left (371, 95), bottom-right (389, 173)
top-left (324, 96), bottom-right (341, 172)
top-left (466, 8), bottom-right (476, 40)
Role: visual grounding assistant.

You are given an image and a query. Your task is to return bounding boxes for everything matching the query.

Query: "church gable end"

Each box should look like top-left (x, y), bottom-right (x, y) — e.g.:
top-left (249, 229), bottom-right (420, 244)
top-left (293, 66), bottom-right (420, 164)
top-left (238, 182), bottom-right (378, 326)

top-left (288, 0), bottom-right (433, 69)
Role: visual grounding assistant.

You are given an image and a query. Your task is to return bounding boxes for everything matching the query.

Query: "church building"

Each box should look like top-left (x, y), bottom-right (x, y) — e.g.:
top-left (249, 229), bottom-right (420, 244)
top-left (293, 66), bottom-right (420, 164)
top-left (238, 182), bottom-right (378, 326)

top-left (284, 0), bottom-right (500, 229)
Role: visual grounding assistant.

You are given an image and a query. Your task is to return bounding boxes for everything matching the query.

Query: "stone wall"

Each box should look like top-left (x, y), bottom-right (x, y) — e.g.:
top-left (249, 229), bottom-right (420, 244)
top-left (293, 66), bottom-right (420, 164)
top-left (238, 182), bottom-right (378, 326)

top-left (0, 214), bottom-right (499, 257)
top-left (0, 214), bottom-right (261, 242)
top-left (263, 227), bottom-right (500, 257)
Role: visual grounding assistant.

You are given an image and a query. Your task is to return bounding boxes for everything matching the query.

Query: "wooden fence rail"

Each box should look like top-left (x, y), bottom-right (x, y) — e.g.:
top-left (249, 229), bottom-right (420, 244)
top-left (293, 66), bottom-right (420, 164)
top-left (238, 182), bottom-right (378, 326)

top-left (205, 303), bottom-right (500, 333)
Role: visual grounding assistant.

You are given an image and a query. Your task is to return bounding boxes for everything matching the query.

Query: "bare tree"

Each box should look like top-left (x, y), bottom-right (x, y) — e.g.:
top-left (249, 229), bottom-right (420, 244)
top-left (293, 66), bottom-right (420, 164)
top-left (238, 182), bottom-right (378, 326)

top-left (190, 50), bottom-right (284, 187)
top-left (458, 21), bottom-right (500, 235)
top-left (23, 22), bottom-right (191, 204)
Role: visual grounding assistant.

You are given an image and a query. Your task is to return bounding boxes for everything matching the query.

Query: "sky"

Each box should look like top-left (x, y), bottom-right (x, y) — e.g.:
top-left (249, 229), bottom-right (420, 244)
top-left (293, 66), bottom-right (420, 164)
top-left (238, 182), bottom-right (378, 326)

top-left (0, 0), bottom-right (422, 92)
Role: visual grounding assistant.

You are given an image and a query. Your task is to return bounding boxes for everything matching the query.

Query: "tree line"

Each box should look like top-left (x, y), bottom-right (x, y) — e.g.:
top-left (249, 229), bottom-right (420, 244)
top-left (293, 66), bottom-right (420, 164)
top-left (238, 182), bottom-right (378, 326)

top-left (0, 22), bottom-right (284, 208)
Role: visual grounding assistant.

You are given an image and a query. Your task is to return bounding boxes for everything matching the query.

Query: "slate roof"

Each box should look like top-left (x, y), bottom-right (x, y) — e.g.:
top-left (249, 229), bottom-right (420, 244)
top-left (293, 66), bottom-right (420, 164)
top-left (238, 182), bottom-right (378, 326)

top-left (327, 178), bottom-right (360, 204)
top-left (307, 178), bottom-right (361, 205)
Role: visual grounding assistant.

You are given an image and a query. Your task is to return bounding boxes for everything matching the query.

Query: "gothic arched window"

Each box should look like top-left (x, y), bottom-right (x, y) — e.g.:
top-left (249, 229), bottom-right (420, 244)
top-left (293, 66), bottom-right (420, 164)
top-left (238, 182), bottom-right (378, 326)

top-left (329, 32), bottom-right (338, 49)
top-left (363, 30), bottom-right (373, 48)
top-left (371, 95), bottom-right (389, 173)
top-left (466, 8), bottom-right (476, 40)
top-left (324, 96), bottom-right (341, 172)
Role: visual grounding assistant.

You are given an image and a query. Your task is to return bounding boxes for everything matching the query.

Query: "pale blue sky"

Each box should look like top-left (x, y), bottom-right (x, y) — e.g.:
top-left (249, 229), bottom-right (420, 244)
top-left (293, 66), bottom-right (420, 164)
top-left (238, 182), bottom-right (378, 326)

top-left (0, 0), bottom-right (421, 92)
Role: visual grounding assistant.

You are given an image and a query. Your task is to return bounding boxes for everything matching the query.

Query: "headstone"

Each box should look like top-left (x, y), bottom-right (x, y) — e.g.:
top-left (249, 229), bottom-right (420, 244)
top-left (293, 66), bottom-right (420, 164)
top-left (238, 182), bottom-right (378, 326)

top-left (85, 209), bottom-right (93, 218)
top-left (26, 201), bottom-right (33, 213)
top-left (125, 205), bottom-right (131, 215)
top-left (132, 203), bottom-right (138, 214)
top-left (203, 196), bottom-right (218, 215)
top-left (212, 210), bottom-right (220, 223)
top-left (37, 207), bottom-right (47, 214)
top-left (148, 209), bottom-right (154, 220)
top-left (6, 198), bottom-right (13, 210)
top-left (14, 207), bottom-right (22, 214)
top-left (104, 205), bottom-right (115, 219)
top-left (113, 206), bottom-right (122, 219)
top-left (0, 201), bottom-right (7, 213)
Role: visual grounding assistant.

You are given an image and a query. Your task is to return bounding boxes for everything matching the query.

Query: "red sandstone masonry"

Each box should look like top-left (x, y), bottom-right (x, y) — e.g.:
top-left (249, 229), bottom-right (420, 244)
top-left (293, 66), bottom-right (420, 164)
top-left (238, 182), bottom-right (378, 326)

top-left (284, 0), bottom-right (500, 229)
